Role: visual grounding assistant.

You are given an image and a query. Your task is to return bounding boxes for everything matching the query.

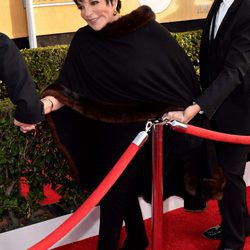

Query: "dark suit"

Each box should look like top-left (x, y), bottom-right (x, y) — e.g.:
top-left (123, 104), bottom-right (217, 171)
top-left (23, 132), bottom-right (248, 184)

top-left (0, 32), bottom-right (44, 123)
top-left (195, 0), bottom-right (250, 248)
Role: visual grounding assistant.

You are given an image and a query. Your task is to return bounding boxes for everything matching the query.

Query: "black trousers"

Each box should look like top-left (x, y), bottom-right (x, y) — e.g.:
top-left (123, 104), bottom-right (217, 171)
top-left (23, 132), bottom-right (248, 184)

top-left (216, 142), bottom-right (250, 248)
top-left (97, 162), bottom-right (148, 250)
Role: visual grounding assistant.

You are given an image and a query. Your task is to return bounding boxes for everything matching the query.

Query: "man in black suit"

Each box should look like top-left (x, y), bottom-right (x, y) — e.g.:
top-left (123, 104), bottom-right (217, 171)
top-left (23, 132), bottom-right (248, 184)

top-left (165, 0), bottom-right (250, 249)
top-left (0, 32), bottom-right (44, 131)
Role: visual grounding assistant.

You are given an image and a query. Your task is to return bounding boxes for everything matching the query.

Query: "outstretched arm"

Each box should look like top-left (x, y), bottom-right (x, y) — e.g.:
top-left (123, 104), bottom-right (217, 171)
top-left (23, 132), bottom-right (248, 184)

top-left (13, 96), bottom-right (64, 133)
top-left (0, 33), bottom-right (44, 124)
top-left (163, 103), bottom-right (201, 124)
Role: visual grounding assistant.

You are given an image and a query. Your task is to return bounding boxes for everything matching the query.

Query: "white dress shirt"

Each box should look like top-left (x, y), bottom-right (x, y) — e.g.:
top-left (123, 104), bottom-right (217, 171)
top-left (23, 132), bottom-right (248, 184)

top-left (210, 0), bottom-right (234, 39)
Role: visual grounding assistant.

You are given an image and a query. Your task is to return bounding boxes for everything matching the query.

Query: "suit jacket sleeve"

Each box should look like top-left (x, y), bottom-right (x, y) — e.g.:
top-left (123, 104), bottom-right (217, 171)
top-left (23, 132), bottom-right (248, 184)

top-left (195, 18), bottom-right (250, 119)
top-left (0, 33), bottom-right (44, 123)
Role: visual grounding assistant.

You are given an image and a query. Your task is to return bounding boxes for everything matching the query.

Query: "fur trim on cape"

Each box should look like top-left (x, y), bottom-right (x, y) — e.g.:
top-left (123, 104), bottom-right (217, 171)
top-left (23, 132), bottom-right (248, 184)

top-left (98, 5), bottom-right (156, 37)
top-left (43, 84), bottom-right (180, 123)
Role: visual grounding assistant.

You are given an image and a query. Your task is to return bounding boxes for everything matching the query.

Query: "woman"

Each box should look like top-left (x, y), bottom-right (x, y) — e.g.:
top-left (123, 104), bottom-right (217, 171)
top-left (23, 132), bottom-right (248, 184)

top-left (41, 1), bottom-right (220, 249)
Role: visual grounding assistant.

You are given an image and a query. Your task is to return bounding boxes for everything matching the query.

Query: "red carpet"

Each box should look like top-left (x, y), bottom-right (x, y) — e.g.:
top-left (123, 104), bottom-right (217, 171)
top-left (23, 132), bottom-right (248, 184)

top-left (53, 188), bottom-right (250, 250)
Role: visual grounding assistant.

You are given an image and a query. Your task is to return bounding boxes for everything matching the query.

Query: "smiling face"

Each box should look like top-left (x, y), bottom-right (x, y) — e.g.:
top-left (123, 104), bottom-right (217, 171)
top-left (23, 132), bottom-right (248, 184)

top-left (76, 0), bottom-right (120, 31)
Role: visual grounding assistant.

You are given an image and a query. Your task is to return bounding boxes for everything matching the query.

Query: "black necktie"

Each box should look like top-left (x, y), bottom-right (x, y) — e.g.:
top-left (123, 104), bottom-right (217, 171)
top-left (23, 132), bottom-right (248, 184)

top-left (210, 0), bottom-right (223, 41)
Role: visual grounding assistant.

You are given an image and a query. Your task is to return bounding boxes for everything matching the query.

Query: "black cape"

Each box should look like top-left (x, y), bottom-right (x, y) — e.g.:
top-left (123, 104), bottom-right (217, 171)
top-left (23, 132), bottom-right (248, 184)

top-left (44, 6), bottom-right (224, 200)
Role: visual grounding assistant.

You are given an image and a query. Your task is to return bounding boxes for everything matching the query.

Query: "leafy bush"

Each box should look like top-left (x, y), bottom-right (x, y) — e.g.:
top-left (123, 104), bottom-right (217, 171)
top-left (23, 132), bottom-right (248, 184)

top-left (172, 30), bottom-right (202, 77)
top-left (22, 45), bottom-right (68, 93)
top-left (0, 46), bottom-right (68, 99)
top-left (0, 100), bottom-right (86, 231)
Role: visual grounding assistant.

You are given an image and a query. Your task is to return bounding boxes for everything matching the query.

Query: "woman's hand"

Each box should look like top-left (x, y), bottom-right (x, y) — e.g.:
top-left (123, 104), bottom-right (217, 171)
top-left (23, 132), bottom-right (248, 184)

top-left (41, 96), bottom-right (64, 114)
top-left (163, 103), bottom-right (201, 124)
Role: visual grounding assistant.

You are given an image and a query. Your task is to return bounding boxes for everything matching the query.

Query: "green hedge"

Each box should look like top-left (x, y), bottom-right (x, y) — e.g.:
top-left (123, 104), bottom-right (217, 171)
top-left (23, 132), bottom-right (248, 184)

top-left (0, 30), bottom-right (202, 232)
top-left (172, 30), bottom-right (202, 77)
top-left (0, 101), bottom-right (86, 231)
top-left (0, 45), bottom-right (68, 100)
top-left (22, 45), bottom-right (68, 93)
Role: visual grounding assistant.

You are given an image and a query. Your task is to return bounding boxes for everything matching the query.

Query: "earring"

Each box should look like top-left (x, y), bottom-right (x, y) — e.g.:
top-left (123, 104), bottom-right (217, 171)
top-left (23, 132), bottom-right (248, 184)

top-left (113, 10), bottom-right (118, 16)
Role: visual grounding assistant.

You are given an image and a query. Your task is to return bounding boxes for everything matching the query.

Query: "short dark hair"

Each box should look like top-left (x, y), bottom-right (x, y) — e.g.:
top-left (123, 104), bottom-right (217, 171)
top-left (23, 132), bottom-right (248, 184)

top-left (74, 0), bottom-right (122, 13)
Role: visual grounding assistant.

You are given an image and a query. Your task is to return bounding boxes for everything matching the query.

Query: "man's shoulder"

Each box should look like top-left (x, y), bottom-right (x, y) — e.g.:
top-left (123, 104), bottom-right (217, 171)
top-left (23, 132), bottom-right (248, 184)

top-left (237, 0), bottom-right (250, 23)
top-left (0, 32), bottom-right (12, 47)
top-left (240, 0), bottom-right (250, 10)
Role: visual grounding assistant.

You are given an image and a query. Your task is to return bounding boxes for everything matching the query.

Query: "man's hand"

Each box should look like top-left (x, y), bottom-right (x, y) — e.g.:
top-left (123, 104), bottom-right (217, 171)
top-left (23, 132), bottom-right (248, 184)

top-left (163, 103), bottom-right (201, 124)
top-left (14, 119), bottom-right (37, 133)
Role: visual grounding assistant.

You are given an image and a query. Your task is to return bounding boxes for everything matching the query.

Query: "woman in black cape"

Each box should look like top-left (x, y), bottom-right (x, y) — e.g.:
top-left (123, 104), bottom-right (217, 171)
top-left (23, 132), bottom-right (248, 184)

top-left (41, 1), bottom-right (224, 249)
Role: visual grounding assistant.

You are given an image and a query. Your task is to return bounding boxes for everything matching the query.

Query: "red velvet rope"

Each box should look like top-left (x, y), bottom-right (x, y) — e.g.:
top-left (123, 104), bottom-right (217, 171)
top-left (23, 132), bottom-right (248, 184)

top-left (28, 121), bottom-right (250, 250)
top-left (171, 123), bottom-right (250, 145)
top-left (28, 135), bottom-right (146, 250)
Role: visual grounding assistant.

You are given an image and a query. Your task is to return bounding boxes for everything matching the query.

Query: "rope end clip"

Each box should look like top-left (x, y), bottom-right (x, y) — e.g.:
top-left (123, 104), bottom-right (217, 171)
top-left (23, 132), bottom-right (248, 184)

top-left (167, 120), bottom-right (187, 129)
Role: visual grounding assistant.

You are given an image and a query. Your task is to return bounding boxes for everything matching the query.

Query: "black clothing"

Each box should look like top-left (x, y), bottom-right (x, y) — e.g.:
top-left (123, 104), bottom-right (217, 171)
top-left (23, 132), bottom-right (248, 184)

top-left (43, 6), bottom-right (210, 191)
top-left (51, 7), bottom-right (200, 123)
top-left (195, 0), bottom-right (250, 248)
top-left (43, 6), bottom-right (217, 250)
top-left (0, 32), bottom-right (44, 123)
top-left (217, 143), bottom-right (249, 248)
top-left (196, 0), bottom-right (250, 134)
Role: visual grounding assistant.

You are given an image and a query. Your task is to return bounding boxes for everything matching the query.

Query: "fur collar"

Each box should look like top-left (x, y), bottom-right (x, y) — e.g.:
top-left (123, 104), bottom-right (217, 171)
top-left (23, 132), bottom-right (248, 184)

top-left (97, 5), bottom-right (155, 37)
top-left (43, 84), bottom-right (175, 123)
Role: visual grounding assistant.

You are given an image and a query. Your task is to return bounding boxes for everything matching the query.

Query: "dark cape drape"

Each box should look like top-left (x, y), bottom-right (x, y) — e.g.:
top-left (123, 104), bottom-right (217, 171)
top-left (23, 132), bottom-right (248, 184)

top-left (43, 6), bottom-right (225, 201)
